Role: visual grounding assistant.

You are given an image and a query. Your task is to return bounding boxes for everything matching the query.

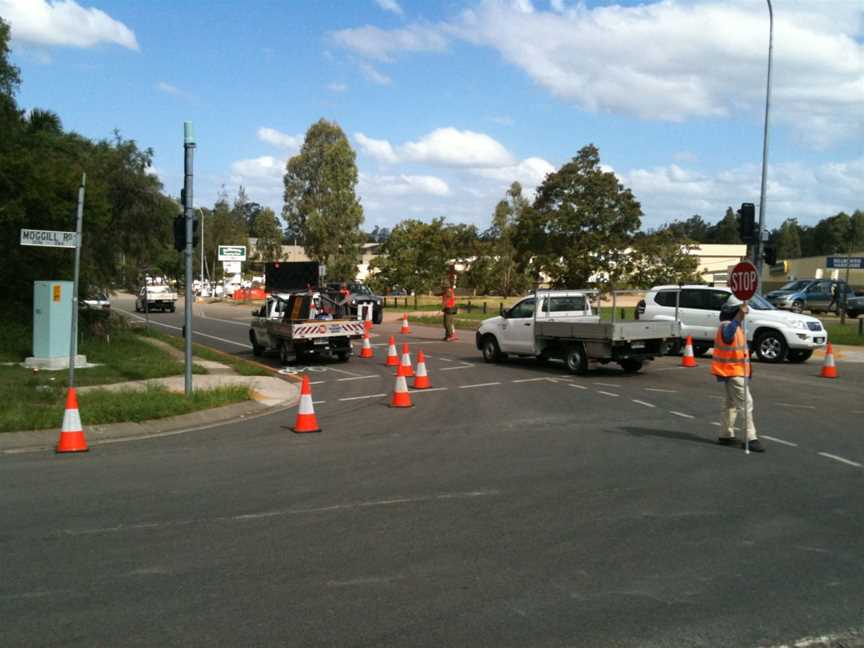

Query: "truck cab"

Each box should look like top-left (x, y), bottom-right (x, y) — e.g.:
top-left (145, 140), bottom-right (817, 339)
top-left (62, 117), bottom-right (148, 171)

top-left (485, 292), bottom-right (593, 355)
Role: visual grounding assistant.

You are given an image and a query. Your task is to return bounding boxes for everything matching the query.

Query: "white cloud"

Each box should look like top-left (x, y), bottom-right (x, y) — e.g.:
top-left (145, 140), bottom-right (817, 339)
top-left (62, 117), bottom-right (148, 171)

top-left (355, 132), bottom-right (400, 164)
top-left (156, 81), bottom-right (181, 95)
top-left (360, 173), bottom-right (451, 197)
top-left (355, 127), bottom-right (516, 168)
top-left (327, 82), bottom-right (348, 93)
top-left (330, 23), bottom-right (448, 62)
top-left (471, 156), bottom-right (555, 187)
top-left (374, 0), bottom-right (403, 16)
top-left (0, 0), bottom-right (139, 50)
top-left (257, 127), bottom-right (303, 152)
top-left (357, 61), bottom-right (392, 85)
top-left (227, 156), bottom-right (286, 208)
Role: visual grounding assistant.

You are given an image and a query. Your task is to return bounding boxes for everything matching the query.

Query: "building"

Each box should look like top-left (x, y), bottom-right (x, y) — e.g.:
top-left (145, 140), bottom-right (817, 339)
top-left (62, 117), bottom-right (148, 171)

top-left (690, 244), bottom-right (748, 285)
top-left (761, 250), bottom-right (864, 291)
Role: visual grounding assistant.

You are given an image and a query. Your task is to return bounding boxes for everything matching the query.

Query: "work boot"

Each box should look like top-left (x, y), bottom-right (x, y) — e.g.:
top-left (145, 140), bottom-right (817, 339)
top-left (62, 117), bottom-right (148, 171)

top-left (716, 437), bottom-right (739, 447)
top-left (745, 439), bottom-right (766, 453)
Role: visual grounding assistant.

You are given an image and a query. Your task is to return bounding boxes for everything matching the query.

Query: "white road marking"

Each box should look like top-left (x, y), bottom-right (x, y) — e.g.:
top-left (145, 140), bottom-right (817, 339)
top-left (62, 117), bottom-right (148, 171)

top-left (568, 384), bottom-right (588, 390)
top-left (775, 402), bottom-right (816, 410)
top-left (669, 411), bottom-right (694, 419)
top-left (645, 388), bottom-right (677, 393)
top-left (631, 399), bottom-right (655, 408)
top-left (326, 366), bottom-right (365, 377)
top-left (116, 307), bottom-right (252, 348)
top-left (597, 391), bottom-right (619, 397)
top-left (817, 452), bottom-right (862, 468)
top-left (409, 387), bottom-right (448, 393)
top-left (312, 400), bottom-right (326, 405)
top-left (440, 365), bottom-right (474, 371)
top-left (512, 378), bottom-right (549, 383)
top-left (438, 357), bottom-right (455, 362)
top-left (310, 381), bottom-right (326, 385)
top-left (762, 435), bottom-right (798, 447)
top-left (338, 393), bottom-right (387, 401)
top-left (763, 631), bottom-right (864, 648)
top-left (337, 375), bottom-right (379, 382)
top-left (710, 421), bottom-right (721, 427)
top-left (593, 382), bottom-right (621, 388)
top-left (459, 382), bottom-right (501, 389)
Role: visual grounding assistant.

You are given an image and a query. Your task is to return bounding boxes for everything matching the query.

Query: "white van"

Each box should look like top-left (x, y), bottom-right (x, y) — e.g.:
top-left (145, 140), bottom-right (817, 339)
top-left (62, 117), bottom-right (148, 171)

top-left (637, 285), bottom-right (827, 363)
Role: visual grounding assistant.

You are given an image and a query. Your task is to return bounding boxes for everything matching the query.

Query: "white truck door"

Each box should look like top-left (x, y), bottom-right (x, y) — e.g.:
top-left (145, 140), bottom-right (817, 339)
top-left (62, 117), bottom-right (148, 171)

top-left (499, 297), bottom-right (536, 354)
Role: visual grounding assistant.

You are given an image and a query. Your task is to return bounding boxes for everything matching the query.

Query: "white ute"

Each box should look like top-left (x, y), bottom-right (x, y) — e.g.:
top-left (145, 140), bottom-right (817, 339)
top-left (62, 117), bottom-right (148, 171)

top-left (476, 290), bottom-right (678, 374)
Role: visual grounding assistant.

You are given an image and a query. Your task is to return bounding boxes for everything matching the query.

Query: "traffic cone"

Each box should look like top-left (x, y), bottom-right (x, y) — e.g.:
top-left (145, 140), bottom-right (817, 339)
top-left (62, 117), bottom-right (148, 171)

top-left (681, 336), bottom-right (697, 367)
top-left (397, 343), bottom-right (415, 377)
top-left (820, 342), bottom-right (838, 379)
top-left (400, 313), bottom-right (411, 334)
top-left (364, 319), bottom-right (372, 332)
top-left (359, 330), bottom-right (374, 358)
top-left (385, 336), bottom-right (400, 366)
top-left (390, 374), bottom-right (414, 408)
top-left (413, 351), bottom-right (431, 389)
top-left (56, 387), bottom-right (88, 453)
top-left (292, 375), bottom-right (321, 433)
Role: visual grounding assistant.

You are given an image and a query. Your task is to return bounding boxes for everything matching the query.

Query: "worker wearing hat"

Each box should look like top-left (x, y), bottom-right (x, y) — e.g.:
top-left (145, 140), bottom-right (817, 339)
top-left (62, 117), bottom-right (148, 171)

top-left (710, 295), bottom-right (765, 452)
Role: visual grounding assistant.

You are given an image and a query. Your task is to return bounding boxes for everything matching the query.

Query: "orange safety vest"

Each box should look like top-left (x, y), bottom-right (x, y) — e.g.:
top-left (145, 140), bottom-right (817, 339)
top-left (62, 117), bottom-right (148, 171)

top-left (710, 324), bottom-right (751, 378)
top-left (442, 287), bottom-right (455, 309)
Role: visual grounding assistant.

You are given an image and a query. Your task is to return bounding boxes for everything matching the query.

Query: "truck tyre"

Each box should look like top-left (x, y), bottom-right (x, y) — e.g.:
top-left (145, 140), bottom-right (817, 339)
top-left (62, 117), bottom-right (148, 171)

top-left (565, 344), bottom-right (589, 375)
top-left (481, 336), bottom-right (505, 363)
top-left (754, 330), bottom-right (788, 363)
top-left (279, 342), bottom-right (291, 366)
top-left (791, 300), bottom-right (804, 313)
top-left (786, 349), bottom-right (813, 363)
top-left (169, 304), bottom-right (176, 313)
top-left (336, 350), bottom-right (350, 362)
top-left (619, 359), bottom-right (643, 373)
top-left (249, 331), bottom-right (264, 357)
top-left (373, 308), bottom-right (383, 325)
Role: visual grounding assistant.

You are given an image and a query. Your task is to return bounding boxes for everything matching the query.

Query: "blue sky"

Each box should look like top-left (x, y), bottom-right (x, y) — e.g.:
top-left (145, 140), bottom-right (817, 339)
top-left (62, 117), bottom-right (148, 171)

top-left (4, 0), bottom-right (862, 233)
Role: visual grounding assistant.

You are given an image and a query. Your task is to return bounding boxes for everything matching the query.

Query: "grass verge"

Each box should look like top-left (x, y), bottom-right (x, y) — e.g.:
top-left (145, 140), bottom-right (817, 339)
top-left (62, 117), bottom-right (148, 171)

top-left (138, 327), bottom-right (271, 376)
top-left (824, 320), bottom-right (864, 346)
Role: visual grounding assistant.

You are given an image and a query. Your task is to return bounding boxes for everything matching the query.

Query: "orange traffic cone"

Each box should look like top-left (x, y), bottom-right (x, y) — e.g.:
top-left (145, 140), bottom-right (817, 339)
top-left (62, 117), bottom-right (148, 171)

top-left (820, 342), bottom-right (838, 378)
top-left (400, 313), bottom-right (411, 334)
top-left (390, 374), bottom-right (413, 408)
top-left (364, 319), bottom-right (372, 332)
top-left (397, 343), bottom-right (415, 377)
top-left (292, 375), bottom-right (321, 433)
top-left (413, 351), bottom-right (431, 389)
top-left (359, 330), bottom-right (374, 358)
top-left (385, 335), bottom-right (400, 366)
top-left (56, 387), bottom-right (88, 453)
top-left (681, 336), bottom-right (697, 367)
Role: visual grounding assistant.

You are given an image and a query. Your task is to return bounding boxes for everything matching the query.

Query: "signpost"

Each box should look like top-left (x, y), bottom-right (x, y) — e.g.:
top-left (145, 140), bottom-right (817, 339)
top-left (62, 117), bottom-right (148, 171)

top-left (218, 245), bottom-right (246, 261)
top-left (20, 229), bottom-right (78, 248)
top-left (729, 260), bottom-right (759, 455)
top-left (827, 256), bottom-right (864, 270)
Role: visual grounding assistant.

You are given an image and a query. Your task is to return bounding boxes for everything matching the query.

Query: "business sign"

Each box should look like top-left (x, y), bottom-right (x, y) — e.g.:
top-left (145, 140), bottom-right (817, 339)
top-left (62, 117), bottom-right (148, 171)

top-left (729, 261), bottom-right (759, 301)
top-left (827, 256), bottom-right (864, 270)
top-left (20, 229), bottom-right (78, 248)
top-left (218, 245), bottom-right (246, 261)
top-left (222, 261), bottom-right (241, 274)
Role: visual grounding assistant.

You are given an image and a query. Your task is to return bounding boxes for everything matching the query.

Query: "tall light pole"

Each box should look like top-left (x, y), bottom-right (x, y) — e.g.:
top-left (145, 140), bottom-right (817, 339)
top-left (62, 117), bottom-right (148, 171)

top-left (755, 0), bottom-right (774, 280)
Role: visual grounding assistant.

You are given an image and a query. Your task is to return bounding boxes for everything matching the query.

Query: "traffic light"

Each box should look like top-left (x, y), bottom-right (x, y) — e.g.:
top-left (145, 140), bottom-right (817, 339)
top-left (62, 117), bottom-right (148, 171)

top-left (191, 215), bottom-right (200, 247)
top-left (173, 214), bottom-right (200, 251)
top-left (763, 244), bottom-right (777, 266)
top-left (738, 202), bottom-right (756, 243)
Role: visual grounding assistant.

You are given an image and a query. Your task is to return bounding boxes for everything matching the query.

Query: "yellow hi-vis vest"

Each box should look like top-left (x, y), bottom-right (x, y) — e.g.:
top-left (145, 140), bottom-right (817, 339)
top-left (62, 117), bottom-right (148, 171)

top-left (711, 324), bottom-right (751, 378)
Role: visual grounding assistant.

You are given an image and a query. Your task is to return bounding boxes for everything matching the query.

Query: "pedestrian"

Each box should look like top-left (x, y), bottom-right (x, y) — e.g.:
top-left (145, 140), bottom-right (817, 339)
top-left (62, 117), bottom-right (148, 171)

top-left (711, 295), bottom-right (764, 452)
top-left (827, 282), bottom-right (840, 313)
top-left (441, 274), bottom-right (458, 342)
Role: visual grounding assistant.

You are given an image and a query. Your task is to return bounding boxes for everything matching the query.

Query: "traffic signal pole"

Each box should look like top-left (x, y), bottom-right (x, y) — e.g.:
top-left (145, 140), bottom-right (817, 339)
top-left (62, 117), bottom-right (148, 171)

top-left (183, 123), bottom-right (195, 396)
top-left (755, 0), bottom-right (774, 282)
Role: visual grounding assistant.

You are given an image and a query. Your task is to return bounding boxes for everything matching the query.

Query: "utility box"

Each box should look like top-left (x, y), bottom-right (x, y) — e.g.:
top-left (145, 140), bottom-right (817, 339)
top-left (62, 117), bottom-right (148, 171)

top-left (25, 280), bottom-right (87, 370)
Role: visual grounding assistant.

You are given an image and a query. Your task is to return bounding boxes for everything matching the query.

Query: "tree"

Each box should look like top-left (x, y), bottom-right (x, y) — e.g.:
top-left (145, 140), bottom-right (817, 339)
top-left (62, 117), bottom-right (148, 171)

top-left (251, 207), bottom-right (282, 263)
top-left (207, 190), bottom-right (248, 280)
top-left (707, 207), bottom-right (741, 244)
top-left (527, 144), bottom-right (642, 287)
top-left (370, 218), bottom-right (452, 294)
top-left (630, 228), bottom-right (701, 288)
top-left (481, 182), bottom-right (533, 295)
top-left (666, 214), bottom-right (711, 242)
top-left (772, 219), bottom-right (802, 260)
top-left (282, 119), bottom-right (364, 280)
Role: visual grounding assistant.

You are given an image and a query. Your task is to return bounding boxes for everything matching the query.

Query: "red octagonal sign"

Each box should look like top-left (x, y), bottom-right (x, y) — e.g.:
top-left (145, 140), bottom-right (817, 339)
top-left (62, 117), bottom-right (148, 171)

top-left (729, 261), bottom-right (759, 301)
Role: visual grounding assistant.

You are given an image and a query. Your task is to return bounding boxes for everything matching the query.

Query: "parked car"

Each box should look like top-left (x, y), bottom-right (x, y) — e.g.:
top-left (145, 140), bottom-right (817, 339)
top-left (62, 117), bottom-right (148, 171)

top-left (80, 290), bottom-right (111, 310)
top-left (845, 293), bottom-right (864, 318)
top-left (765, 279), bottom-right (855, 314)
top-left (325, 282), bottom-right (384, 324)
top-left (637, 284), bottom-right (827, 363)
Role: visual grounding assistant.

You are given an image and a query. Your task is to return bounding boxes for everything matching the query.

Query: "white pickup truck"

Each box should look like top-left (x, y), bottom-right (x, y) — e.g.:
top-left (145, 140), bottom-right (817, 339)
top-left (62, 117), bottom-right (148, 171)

top-left (476, 290), bottom-right (678, 374)
top-left (135, 285), bottom-right (177, 313)
top-left (249, 291), bottom-right (365, 364)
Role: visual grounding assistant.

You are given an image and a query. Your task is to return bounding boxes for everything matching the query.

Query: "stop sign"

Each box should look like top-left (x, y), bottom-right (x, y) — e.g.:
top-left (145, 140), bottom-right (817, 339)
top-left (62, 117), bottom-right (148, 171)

top-left (729, 261), bottom-right (759, 300)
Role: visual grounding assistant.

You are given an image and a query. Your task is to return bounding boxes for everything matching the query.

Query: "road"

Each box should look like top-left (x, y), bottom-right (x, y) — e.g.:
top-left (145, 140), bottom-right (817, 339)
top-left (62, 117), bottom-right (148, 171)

top-left (2, 296), bottom-right (862, 647)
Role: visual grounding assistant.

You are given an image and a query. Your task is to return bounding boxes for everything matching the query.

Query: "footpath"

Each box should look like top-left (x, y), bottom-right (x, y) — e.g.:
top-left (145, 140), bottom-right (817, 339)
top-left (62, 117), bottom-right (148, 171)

top-left (0, 337), bottom-right (300, 455)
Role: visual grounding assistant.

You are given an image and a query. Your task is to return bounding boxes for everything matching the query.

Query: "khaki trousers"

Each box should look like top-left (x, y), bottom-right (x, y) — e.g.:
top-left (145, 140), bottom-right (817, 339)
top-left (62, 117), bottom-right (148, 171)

top-left (444, 312), bottom-right (455, 338)
top-left (721, 377), bottom-right (757, 441)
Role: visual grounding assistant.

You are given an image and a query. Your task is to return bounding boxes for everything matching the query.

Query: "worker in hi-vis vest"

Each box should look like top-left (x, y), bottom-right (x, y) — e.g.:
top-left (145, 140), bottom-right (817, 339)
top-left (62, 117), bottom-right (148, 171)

top-left (441, 276), bottom-right (458, 342)
top-left (711, 295), bottom-right (764, 453)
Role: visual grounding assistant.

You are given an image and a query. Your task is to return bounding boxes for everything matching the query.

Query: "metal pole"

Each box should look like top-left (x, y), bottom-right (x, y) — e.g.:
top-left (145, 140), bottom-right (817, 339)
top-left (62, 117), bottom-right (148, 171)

top-left (67, 173), bottom-right (86, 388)
top-left (755, 0), bottom-right (774, 281)
top-left (743, 306), bottom-right (751, 455)
top-left (183, 122), bottom-right (196, 396)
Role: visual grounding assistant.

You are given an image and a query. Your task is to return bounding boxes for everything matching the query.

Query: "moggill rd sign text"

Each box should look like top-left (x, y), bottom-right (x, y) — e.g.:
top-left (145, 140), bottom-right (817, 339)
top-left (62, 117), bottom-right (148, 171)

top-left (20, 229), bottom-right (78, 248)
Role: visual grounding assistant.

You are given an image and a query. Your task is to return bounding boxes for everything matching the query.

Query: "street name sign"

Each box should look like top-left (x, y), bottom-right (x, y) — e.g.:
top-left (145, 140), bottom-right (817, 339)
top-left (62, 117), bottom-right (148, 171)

top-left (827, 256), bottom-right (864, 270)
top-left (729, 261), bottom-right (759, 301)
top-left (218, 245), bottom-right (246, 261)
top-left (20, 229), bottom-right (78, 248)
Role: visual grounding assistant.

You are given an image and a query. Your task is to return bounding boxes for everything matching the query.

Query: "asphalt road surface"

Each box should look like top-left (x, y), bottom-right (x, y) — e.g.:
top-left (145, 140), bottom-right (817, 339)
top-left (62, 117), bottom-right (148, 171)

top-left (2, 296), bottom-right (862, 647)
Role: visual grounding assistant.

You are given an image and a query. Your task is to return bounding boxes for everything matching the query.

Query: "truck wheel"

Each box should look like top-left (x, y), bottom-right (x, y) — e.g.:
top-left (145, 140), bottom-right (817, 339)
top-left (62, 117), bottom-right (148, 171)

top-left (336, 350), bottom-right (350, 362)
top-left (169, 305), bottom-right (176, 313)
top-left (249, 331), bottom-right (264, 357)
top-left (481, 336), bottom-right (505, 363)
top-left (619, 359), bottom-right (643, 373)
top-left (279, 342), bottom-right (291, 366)
top-left (754, 330), bottom-right (787, 363)
top-left (373, 309), bottom-right (383, 325)
top-left (791, 300), bottom-right (804, 313)
top-left (565, 345), bottom-right (589, 375)
top-left (786, 349), bottom-right (813, 363)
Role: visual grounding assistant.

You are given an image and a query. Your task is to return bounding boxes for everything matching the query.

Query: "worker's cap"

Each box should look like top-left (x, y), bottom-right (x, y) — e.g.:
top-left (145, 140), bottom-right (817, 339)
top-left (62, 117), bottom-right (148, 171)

top-left (720, 294), bottom-right (743, 321)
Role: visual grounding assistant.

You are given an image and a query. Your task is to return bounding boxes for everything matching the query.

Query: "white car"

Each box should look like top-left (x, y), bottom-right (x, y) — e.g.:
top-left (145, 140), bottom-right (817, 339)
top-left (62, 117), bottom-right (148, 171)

top-left (636, 285), bottom-right (827, 363)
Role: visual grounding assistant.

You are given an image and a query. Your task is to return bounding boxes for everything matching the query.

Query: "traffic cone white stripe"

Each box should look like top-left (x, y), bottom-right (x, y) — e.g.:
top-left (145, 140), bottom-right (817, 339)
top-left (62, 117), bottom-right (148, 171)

top-left (298, 393), bottom-right (315, 414)
top-left (62, 408), bottom-right (81, 432)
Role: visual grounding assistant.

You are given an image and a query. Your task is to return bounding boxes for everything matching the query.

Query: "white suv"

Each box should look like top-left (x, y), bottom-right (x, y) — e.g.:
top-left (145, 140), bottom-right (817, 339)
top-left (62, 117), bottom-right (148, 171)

top-left (636, 285), bottom-right (827, 363)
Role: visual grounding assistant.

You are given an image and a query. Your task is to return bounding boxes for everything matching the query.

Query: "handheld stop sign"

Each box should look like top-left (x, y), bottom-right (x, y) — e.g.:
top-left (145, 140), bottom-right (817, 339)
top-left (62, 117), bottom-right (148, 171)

top-left (729, 261), bottom-right (759, 301)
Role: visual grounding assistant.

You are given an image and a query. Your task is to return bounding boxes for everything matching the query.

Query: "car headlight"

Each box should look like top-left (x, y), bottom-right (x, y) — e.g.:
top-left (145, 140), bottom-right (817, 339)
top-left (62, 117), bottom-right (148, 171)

top-left (790, 320), bottom-right (807, 330)
top-left (350, 299), bottom-right (356, 305)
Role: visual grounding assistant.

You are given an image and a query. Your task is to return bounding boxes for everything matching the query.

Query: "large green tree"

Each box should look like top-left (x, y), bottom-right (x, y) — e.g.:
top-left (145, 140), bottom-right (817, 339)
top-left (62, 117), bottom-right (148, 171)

top-left (773, 218), bottom-right (802, 259)
top-left (369, 218), bottom-right (454, 294)
top-left (707, 207), bottom-right (742, 244)
top-left (525, 144), bottom-right (642, 287)
top-left (251, 207), bottom-right (283, 263)
top-left (480, 182), bottom-right (533, 295)
top-left (282, 119), bottom-right (364, 281)
top-left (630, 228), bottom-right (701, 288)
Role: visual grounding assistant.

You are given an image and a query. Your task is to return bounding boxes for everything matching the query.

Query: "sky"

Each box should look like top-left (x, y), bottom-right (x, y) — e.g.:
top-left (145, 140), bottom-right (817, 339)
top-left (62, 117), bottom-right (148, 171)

top-left (3, 0), bottom-right (862, 234)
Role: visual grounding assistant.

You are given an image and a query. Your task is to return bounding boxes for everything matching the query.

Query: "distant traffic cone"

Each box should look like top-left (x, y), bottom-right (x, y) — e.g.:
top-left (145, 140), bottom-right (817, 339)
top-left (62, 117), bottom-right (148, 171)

top-left (359, 330), bottom-right (374, 358)
top-left (681, 336), bottom-right (697, 367)
top-left (390, 374), bottom-right (414, 408)
top-left (400, 313), bottom-right (411, 334)
top-left (820, 342), bottom-right (838, 378)
top-left (397, 343), bottom-right (415, 377)
top-left (385, 336), bottom-right (400, 366)
top-left (413, 351), bottom-right (431, 389)
top-left (292, 375), bottom-right (321, 433)
top-left (56, 387), bottom-right (88, 453)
